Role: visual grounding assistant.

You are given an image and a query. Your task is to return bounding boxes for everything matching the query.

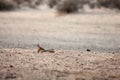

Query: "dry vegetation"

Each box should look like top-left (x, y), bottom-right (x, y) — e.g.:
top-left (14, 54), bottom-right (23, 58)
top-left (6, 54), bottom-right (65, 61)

top-left (98, 0), bottom-right (120, 9)
top-left (55, 0), bottom-right (120, 13)
top-left (0, 0), bottom-right (43, 10)
top-left (46, 0), bottom-right (60, 8)
top-left (0, 0), bottom-right (17, 11)
top-left (0, 0), bottom-right (120, 12)
top-left (56, 0), bottom-right (80, 13)
top-left (13, 0), bottom-right (43, 8)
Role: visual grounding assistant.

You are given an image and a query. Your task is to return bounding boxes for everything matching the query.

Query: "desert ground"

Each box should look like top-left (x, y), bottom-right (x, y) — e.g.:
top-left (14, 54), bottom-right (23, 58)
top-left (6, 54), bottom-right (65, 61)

top-left (0, 7), bottom-right (120, 80)
top-left (0, 49), bottom-right (120, 80)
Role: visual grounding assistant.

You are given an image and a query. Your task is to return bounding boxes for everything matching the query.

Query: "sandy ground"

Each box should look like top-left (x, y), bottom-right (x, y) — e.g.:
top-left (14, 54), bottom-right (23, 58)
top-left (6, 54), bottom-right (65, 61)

top-left (0, 9), bottom-right (120, 52)
top-left (0, 48), bottom-right (120, 80)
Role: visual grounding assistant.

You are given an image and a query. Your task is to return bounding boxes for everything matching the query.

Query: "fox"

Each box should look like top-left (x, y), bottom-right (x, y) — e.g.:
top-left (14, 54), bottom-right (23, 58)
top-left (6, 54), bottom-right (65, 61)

top-left (37, 44), bottom-right (55, 53)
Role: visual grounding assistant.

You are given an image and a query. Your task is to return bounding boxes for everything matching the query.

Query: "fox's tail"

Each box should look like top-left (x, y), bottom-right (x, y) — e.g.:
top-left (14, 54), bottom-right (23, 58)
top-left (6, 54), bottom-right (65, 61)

top-left (45, 49), bottom-right (55, 53)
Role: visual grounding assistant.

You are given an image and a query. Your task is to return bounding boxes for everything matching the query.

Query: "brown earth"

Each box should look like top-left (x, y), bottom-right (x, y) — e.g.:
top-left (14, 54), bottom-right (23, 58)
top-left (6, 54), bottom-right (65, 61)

top-left (0, 48), bottom-right (120, 80)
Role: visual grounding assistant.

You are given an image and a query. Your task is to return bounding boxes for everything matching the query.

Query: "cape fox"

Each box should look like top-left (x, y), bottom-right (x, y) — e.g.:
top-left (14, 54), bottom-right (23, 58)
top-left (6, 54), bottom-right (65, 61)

top-left (37, 44), bottom-right (55, 53)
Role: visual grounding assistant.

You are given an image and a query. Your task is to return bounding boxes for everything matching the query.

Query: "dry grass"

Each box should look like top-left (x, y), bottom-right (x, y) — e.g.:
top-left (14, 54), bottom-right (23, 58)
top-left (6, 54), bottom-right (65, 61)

top-left (46, 0), bottom-right (60, 8)
top-left (0, 0), bottom-right (43, 11)
top-left (0, 0), bottom-right (120, 11)
top-left (98, 0), bottom-right (120, 9)
top-left (56, 0), bottom-right (79, 14)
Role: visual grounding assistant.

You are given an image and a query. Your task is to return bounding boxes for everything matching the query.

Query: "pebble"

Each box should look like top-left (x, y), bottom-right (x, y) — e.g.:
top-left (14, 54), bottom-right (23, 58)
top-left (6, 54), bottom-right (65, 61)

top-left (86, 49), bottom-right (91, 52)
top-left (78, 54), bottom-right (81, 56)
top-left (10, 65), bottom-right (13, 68)
top-left (81, 64), bottom-right (84, 65)
top-left (76, 78), bottom-right (85, 80)
top-left (112, 52), bottom-right (115, 54)
top-left (57, 63), bottom-right (60, 65)
top-left (0, 51), bottom-right (4, 53)
top-left (18, 52), bottom-right (21, 54)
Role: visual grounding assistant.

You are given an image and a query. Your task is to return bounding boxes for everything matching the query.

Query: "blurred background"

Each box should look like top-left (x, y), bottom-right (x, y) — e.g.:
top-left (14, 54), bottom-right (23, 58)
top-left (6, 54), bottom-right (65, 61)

top-left (0, 0), bottom-right (120, 12)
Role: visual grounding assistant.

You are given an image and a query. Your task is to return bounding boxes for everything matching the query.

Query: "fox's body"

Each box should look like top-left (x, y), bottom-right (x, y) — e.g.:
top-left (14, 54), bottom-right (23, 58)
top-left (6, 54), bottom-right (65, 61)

top-left (37, 44), bottom-right (55, 53)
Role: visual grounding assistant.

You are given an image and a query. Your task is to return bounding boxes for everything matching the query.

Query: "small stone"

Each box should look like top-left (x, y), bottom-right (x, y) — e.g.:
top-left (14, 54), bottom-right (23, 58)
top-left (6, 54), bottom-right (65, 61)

top-left (76, 58), bottom-right (78, 61)
top-left (0, 51), bottom-right (4, 53)
top-left (77, 62), bottom-right (79, 64)
top-left (112, 52), bottom-right (115, 54)
top-left (32, 67), bottom-right (39, 70)
top-left (86, 49), bottom-right (91, 52)
top-left (57, 63), bottom-right (60, 65)
top-left (78, 54), bottom-right (80, 56)
top-left (10, 65), bottom-right (13, 68)
top-left (76, 78), bottom-right (85, 80)
top-left (66, 56), bottom-right (69, 57)
top-left (81, 63), bottom-right (84, 65)
top-left (18, 52), bottom-right (21, 54)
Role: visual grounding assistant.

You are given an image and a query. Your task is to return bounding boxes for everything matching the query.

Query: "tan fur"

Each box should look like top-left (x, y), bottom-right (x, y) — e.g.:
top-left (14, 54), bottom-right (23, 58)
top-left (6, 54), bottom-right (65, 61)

top-left (37, 44), bottom-right (55, 53)
top-left (37, 44), bottom-right (45, 53)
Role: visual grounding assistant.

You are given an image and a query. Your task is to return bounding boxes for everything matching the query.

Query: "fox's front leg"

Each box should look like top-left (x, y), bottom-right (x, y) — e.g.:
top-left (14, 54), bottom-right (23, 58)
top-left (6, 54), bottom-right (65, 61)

top-left (37, 44), bottom-right (45, 53)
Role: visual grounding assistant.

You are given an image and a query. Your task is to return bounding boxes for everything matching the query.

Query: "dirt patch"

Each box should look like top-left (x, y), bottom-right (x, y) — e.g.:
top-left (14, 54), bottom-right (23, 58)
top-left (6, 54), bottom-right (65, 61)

top-left (0, 48), bottom-right (120, 80)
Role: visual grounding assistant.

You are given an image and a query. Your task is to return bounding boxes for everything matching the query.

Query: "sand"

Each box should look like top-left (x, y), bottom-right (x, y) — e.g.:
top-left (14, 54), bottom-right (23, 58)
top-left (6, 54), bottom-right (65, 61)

top-left (0, 48), bottom-right (120, 80)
